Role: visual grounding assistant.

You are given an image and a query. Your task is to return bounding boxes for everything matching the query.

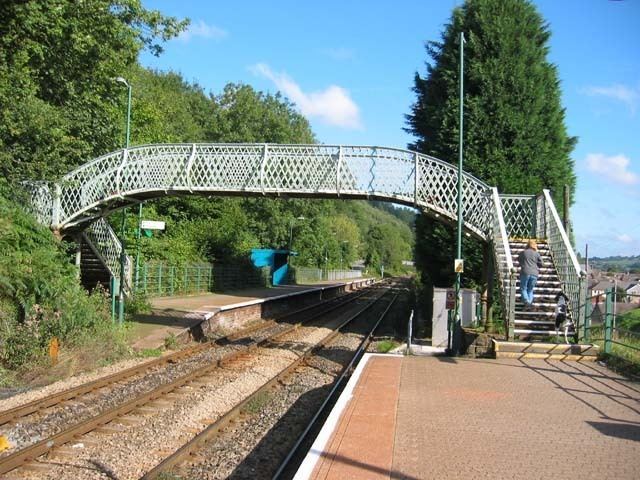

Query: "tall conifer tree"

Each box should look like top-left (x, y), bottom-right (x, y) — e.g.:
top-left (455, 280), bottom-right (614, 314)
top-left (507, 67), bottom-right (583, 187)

top-left (406, 0), bottom-right (576, 289)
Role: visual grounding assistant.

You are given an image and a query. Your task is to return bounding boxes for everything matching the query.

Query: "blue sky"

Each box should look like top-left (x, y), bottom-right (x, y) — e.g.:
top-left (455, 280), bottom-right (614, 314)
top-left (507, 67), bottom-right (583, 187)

top-left (140, 0), bottom-right (640, 258)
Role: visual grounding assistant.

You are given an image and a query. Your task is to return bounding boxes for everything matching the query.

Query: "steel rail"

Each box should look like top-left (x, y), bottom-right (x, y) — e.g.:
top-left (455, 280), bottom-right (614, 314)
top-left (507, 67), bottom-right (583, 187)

top-left (139, 287), bottom-right (393, 480)
top-left (0, 286), bottom-right (367, 426)
top-left (272, 292), bottom-right (400, 480)
top-left (0, 285), bottom-right (377, 475)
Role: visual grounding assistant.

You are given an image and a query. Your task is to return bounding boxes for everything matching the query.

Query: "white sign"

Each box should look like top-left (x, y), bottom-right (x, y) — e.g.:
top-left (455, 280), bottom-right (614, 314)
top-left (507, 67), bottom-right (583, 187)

top-left (141, 220), bottom-right (165, 230)
top-left (454, 258), bottom-right (464, 273)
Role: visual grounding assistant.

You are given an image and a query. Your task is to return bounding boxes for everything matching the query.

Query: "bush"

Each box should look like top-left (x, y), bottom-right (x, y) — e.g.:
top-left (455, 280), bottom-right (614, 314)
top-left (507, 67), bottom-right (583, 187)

top-left (0, 181), bottom-right (128, 376)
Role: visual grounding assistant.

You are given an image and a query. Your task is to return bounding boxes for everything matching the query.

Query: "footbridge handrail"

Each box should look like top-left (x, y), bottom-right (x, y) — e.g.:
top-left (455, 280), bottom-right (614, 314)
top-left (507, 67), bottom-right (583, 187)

top-left (490, 187), bottom-right (516, 339)
top-left (30, 143), bottom-right (492, 239)
top-left (540, 189), bottom-right (586, 331)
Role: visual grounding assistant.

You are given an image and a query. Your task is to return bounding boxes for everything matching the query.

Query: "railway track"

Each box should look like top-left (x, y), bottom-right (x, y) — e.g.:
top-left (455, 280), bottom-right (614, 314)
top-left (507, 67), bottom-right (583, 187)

top-left (142, 282), bottom-right (408, 480)
top-left (0, 282), bottom-right (386, 478)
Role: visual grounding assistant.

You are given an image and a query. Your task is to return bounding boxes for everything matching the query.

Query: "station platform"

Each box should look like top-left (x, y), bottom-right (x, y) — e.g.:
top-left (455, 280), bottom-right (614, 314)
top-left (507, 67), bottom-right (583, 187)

top-left (129, 280), bottom-right (370, 350)
top-left (295, 353), bottom-right (639, 480)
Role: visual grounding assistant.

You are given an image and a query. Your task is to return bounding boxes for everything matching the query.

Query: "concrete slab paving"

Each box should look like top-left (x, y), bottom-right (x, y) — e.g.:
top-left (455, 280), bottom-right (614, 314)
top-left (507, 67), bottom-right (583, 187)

top-left (297, 354), bottom-right (640, 480)
top-left (129, 282), bottom-right (348, 350)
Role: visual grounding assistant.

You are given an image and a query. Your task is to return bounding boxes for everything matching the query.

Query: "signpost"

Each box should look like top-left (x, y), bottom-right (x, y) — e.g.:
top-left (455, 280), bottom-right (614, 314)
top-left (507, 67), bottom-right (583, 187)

top-left (446, 289), bottom-right (456, 310)
top-left (140, 220), bottom-right (165, 230)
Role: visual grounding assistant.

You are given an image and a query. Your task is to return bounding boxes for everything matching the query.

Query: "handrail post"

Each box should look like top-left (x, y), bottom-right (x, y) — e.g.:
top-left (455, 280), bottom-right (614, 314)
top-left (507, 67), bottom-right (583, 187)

top-left (413, 152), bottom-right (419, 207)
top-left (508, 271), bottom-right (516, 340)
top-left (604, 288), bottom-right (613, 354)
top-left (52, 183), bottom-right (62, 231)
top-left (336, 146), bottom-right (343, 196)
top-left (577, 272), bottom-right (587, 341)
top-left (583, 295), bottom-right (592, 343)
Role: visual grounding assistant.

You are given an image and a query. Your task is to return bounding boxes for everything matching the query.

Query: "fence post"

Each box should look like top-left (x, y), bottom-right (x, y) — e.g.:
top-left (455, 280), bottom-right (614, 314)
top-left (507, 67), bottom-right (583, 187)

top-left (197, 266), bottom-right (201, 292)
top-left (158, 263), bottom-right (163, 296)
top-left (170, 266), bottom-right (175, 296)
top-left (583, 297), bottom-right (592, 343)
top-left (507, 272), bottom-right (516, 341)
top-left (407, 310), bottom-right (414, 355)
top-left (110, 276), bottom-right (117, 322)
top-left (604, 288), bottom-right (613, 354)
top-left (143, 263), bottom-right (148, 295)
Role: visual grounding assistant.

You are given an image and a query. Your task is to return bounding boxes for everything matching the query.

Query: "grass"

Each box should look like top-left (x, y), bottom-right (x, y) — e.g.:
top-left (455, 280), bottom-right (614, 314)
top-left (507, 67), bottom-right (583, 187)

top-left (588, 319), bottom-right (640, 379)
top-left (376, 340), bottom-right (399, 353)
top-left (138, 348), bottom-right (163, 358)
top-left (242, 390), bottom-right (272, 415)
top-left (164, 333), bottom-right (179, 350)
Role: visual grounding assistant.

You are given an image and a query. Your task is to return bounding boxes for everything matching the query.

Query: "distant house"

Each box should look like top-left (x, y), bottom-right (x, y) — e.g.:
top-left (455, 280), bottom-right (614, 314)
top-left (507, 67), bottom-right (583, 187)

top-left (626, 283), bottom-right (640, 304)
top-left (590, 280), bottom-right (614, 303)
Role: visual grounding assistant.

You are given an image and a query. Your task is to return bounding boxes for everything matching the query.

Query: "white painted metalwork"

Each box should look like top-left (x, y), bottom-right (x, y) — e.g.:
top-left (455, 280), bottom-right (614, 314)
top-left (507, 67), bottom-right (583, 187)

top-left (541, 189), bottom-right (586, 331)
top-left (24, 143), bottom-right (583, 333)
top-left (32, 143), bottom-right (494, 238)
top-left (83, 217), bottom-right (132, 291)
top-left (499, 194), bottom-right (537, 238)
top-left (490, 188), bottom-right (516, 338)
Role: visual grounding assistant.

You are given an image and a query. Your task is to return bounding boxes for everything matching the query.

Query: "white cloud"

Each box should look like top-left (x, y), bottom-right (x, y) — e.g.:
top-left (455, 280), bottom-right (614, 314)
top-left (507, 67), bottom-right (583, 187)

top-left (320, 47), bottom-right (356, 61)
top-left (617, 234), bottom-right (633, 243)
top-left (251, 63), bottom-right (363, 130)
top-left (581, 84), bottom-right (640, 114)
top-left (177, 20), bottom-right (227, 42)
top-left (585, 153), bottom-right (639, 185)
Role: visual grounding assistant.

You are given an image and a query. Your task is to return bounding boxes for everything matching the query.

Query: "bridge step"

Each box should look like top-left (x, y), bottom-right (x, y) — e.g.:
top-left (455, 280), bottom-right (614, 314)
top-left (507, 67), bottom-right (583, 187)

top-left (80, 239), bottom-right (112, 294)
top-left (493, 340), bottom-right (598, 360)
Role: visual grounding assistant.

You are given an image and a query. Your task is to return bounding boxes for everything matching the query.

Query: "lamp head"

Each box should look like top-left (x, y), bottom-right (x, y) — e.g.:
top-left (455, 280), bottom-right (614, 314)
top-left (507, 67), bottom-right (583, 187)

top-left (115, 76), bottom-right (130, 87)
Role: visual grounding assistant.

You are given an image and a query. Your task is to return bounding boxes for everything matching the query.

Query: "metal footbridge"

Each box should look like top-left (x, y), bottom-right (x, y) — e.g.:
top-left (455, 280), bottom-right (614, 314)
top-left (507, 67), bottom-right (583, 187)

top-left (25, 143), bottom-right (586, 340)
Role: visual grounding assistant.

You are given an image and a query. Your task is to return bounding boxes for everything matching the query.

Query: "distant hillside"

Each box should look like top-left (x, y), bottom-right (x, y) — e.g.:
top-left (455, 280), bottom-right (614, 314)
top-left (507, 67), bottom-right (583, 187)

top-left (589, 255), bottom-right (640, 273)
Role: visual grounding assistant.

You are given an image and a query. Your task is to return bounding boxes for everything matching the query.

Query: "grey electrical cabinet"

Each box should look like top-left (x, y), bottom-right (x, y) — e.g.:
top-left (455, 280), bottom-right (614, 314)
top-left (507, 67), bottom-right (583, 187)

top-left (432, 287), bottom-right (479, 347)
top-left (432, 287), bottom-right (449, 348)
top-left (461, 289), bottom-right (478, 327)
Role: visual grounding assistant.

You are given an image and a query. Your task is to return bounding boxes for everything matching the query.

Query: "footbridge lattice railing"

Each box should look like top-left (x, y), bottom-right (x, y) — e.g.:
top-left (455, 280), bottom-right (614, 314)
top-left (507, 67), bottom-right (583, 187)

top-left (29, 144), bottom-right (494, 240)
top-left (23, 144), bottom-right (583, 337)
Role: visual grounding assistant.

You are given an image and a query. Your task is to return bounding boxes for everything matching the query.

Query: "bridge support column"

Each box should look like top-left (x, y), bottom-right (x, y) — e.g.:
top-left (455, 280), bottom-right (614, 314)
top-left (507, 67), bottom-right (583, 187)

top-left (481, 244), bottom-right (494, 328)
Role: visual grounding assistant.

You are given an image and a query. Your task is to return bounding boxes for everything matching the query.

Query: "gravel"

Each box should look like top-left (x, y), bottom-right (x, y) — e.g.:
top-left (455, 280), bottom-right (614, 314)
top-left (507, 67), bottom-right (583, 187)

top-left (6, 283), bottom-right (407, 480)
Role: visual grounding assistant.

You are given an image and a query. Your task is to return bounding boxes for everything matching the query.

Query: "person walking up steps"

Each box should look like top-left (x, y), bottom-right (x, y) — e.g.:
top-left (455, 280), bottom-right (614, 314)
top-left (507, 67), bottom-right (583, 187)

top-left (518, 239), bottom-right (543, 311)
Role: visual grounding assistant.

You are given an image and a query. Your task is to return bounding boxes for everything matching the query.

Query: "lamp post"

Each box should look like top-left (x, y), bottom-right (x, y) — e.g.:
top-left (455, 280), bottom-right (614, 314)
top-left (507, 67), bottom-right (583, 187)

top-left (340, 240), bottom-right (349, 271)
top-left (452, 32), bottom-right (466, 355)
top-left (115, 77), bottom-right (132, 324)
top-left (288, 216), bottom-right (305, 253)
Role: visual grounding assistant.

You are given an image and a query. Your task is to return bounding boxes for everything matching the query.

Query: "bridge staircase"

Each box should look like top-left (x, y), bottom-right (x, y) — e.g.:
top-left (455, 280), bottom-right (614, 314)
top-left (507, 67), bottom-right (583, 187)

top-left (79, 236), bottom-right (111, 293)
top-left (510, 240), bottom-right (573, 339)
top-left (491, 190), bottom-right (590, 354)
top-left (79, 218), bottom-right (132, 296)
top-left (20, 143), bottom-right (586, 344)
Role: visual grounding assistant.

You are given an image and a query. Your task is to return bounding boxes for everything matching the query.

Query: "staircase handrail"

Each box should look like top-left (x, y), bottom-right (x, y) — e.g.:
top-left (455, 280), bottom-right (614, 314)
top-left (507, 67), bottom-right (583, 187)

top-left (491, 187), bottom-right (516, 339)
top-left (541, 189), bottom-right (586, 334)
top-left (492, 189), bottom-right (514, 272)
top-left (542, 190), bottom-right (581, 275)
top-left (84, 218), bottom-right (132, 292)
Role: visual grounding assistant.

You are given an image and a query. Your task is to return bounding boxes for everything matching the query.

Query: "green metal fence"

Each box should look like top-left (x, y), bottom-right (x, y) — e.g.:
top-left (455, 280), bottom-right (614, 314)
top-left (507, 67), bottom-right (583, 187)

top-left (136, 263), bottom-right (213, 296)
top-left (582, 288), bottom-right (639, 364)
top-left (289, 266), bottom-right (363, 284)
top-left (134, 261), bottom-right (271, 297)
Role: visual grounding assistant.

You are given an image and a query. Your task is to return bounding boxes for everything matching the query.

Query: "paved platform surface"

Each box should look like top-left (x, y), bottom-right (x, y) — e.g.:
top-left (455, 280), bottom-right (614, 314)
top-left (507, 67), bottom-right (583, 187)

top-left (129, 282), bottom-right (346, 350)
top-left (297, 354), bottom-right (640, 480)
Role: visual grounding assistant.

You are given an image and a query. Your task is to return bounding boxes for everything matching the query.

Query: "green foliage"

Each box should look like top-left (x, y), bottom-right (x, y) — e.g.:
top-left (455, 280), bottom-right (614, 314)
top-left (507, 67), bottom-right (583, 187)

top-left (163, 333), bottom-right (178, 350)
top-left (138, 348), bottom-right (163, 358)
top-left (376, 339), bottom-right (399, 353)
top-left (407, 0), bottom-right (576, 293)
top-left (0, 0), bottom-right (187, 181)
top-left (243, 390), bottom-right (272, 415)
top-left (0, 181), bottom-right (125, 371)
top-left (589, 256), bottom-right (640, 274)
